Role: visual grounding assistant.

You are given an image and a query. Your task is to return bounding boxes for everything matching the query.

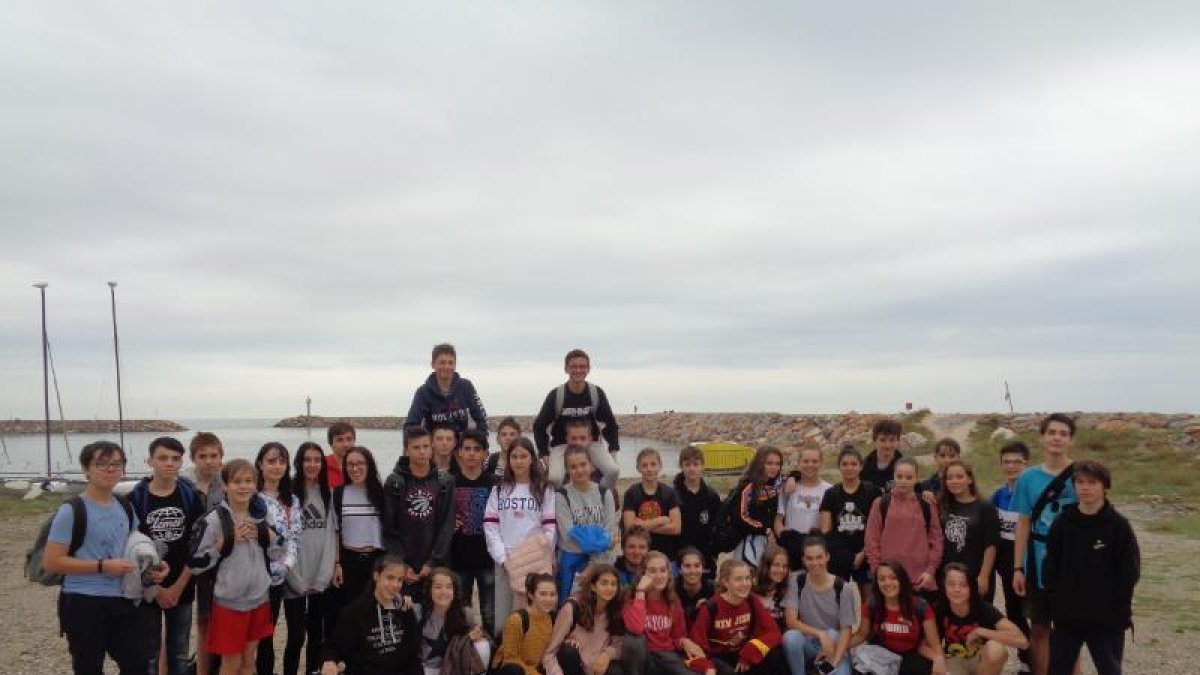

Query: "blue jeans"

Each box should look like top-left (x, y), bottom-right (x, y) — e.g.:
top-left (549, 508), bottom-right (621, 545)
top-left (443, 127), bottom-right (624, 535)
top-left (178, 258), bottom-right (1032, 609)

top-left (148, 600), bottom-right (193, 675)
top-left (782, 628), bottom-right (852, 675)
top-left (455, 566), bottom-right (496, 636)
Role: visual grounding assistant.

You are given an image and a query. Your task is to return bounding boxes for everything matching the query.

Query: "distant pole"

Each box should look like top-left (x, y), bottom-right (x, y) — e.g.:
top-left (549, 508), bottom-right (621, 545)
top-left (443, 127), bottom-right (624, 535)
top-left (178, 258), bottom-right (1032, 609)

top-left (1004, 380), bottom-right (1015, 414)
top-left (33, 283), bottom-right (50, 477)
top-left (306, 396), bottom-right (312, 440)
top-left (108, 282), bottom-right (125, 449)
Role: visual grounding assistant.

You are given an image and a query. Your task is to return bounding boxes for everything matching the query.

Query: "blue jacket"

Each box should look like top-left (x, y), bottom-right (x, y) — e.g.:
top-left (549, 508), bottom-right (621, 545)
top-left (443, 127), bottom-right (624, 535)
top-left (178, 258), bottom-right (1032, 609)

top-left (404, 372), bottom-right (487, 437)
top-left (129, 476), bottom-right (205, 524)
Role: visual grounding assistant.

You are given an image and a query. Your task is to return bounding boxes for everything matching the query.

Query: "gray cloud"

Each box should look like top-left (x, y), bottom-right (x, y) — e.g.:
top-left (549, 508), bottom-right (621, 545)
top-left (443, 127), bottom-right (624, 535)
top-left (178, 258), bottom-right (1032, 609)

top-left (2, 1), bottom-right (1197, 419)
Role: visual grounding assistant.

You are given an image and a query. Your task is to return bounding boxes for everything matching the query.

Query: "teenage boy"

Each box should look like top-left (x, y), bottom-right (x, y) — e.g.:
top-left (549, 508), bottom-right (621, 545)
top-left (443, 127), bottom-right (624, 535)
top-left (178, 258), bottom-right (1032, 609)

top-left (621, 447), bottom-right (682, 559)
top-left (44, 441), bottom-right (168, 675)
top-left (449, 429), bottom-right (497, 635)
top-left (673, 445), bottom-right (722, 578)
top-left (130, 437), bottom-right (204, 675)
top-left (819, 446), bottom-right (882, 589)
top-left (917, 438), bottom-right (961, 500)
top-left (780, 536), bottom-right (858, 675)
top-left (383, 427), bottom-right (455, 596)
top-left (860, 420), bottom-right (902, 492)
top-left (1012, 413), bottom-right (1078, 675)
top-left (325, 422), bottom-right (356, 489)
top-left (404, 343), bottom-right (488, 437)
top-left (181, 432), bottom-right (224, 675)
top-left (1043, 461), bottom-right (1140, 675)
top-left (533, 348), bottom-right (621, 489)
top-left (431, 422), bottom-right (460, 474)
top-left (989, 440), bottom-right (1032, 670)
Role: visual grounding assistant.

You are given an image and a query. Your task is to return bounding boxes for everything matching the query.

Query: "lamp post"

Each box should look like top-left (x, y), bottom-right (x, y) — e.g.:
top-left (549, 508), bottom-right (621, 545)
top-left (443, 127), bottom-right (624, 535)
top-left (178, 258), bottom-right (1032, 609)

top-left (108, 281), bottom-right (125, 449)
top-left (33, 283), bottom-right (50, 477)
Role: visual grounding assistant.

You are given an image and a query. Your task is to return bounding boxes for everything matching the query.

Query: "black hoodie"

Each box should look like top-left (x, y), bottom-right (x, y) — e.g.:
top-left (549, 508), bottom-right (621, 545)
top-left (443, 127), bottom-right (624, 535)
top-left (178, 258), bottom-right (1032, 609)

top-left (861, 449), bottom-right (903, 493)
top-left (673, 472), bottom-right (722, 564)
top-left (382, 456), bottom-right (455, 572)
top-left (324, 590), bottom-right (421, 675)
top-left (1042, 501), bottom-right (1140, 630)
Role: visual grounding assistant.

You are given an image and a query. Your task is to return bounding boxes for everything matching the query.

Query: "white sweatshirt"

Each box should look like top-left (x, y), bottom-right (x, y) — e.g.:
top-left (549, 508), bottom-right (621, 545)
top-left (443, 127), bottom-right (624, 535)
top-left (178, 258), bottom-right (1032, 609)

top-left (483, 483), bottom-right (557, 564)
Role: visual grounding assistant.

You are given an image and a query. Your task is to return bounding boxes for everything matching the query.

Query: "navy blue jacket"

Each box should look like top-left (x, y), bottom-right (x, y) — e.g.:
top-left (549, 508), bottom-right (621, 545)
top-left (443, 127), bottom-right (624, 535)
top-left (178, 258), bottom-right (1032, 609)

top-left (403, 372), bottom-right (488, 437)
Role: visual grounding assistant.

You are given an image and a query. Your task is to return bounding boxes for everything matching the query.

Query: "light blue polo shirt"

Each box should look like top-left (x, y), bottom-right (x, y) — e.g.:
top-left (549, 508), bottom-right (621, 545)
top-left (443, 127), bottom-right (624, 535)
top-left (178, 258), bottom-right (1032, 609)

top-left (48, 496), bottom-right (138, 596)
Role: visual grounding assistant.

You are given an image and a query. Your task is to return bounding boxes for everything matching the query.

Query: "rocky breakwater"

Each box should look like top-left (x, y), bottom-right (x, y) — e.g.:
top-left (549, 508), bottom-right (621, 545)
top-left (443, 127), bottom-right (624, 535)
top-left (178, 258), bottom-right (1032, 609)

top-left (615, 412), bottom-right (929, 453)
top-left (0, 419), bottom-right (187, 434)
top-left (979, 412), bottom-right (1200, 451)
top-left (275, 416), bottom-right (404, 430)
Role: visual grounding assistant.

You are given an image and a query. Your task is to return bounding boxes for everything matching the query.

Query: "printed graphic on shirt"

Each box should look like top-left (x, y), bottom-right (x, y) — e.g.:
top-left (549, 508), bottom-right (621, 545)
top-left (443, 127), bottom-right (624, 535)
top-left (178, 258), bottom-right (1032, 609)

top-left (944, 513), bottom-right (969, 553)
top-left (367, 609), bottom-right (406, 655)
top-left (644, 612), bottom-right (673, 633)
top-left (496, 494), bottom-right (543, 514)
top-left (455, 487), bottom-right (490, 535)
top-left (711, 611), bottom-right (752, 648)
top-left (405, 485), bottom-right (436, 521)
top-left (998, 510), bottom-right (1018, 541)
top-left (836, 502), bottom-right (866, 535)
top-left (571, 501), bottom-right (608, 526)
top-left (636, 499), bottom-right (664, 521)
top-left (430, 403), bottom-right (468, 425)
top-left (699, 508), bottom-right (711, 525)
top-left (302, 503), bottom-right (327, 530)
top-left (145, 505), bottom-right (186, 542)
top-left (560, 406), bottom-right (594, 418)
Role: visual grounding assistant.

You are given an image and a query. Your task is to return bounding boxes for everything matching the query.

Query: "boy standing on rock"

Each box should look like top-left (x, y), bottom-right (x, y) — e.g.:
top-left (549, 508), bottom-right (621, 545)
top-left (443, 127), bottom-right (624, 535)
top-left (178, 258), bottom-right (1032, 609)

top-left (533, 348), bottom-right (621, 490)
top-left (404, 343), bottom-right (488, 439)
top-left (860, 420), bottom-right (903, 492)
top-left (1012, 413), bottom-right (1078, 675)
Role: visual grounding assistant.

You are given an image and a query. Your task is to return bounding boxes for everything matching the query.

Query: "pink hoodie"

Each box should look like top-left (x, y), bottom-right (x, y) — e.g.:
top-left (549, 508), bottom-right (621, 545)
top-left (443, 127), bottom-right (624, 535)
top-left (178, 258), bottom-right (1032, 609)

top-left (864, 491), bottom-right (943, 591)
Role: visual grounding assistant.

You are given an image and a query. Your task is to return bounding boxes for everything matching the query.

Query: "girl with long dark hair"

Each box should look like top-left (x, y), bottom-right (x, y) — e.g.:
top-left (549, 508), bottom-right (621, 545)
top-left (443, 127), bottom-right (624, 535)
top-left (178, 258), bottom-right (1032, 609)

top-left (320, 555), bottom-right (421, 675)
top-left (485, 437), bottom-right (557, 625)
top-left (543, 564), bottom-right (626, 675)
top-left (849, 560), bottom-right (946, 675)
top-left (282, 441), bottom-right (337, 675)
top-left (934, 563), bottom-right (1026, 675)
top-left (937, 461), bottom-right (1000, 596)
top-left (330, 446), bottom-right (386, 631)
top-left (753, 545), bottom-right (790, 632)
top-left (255, 442), bottom-right (301, 675)
top-left (729, 446), bottom-right (784, 567)
top-left (420, 568), bottom-right (491, 675)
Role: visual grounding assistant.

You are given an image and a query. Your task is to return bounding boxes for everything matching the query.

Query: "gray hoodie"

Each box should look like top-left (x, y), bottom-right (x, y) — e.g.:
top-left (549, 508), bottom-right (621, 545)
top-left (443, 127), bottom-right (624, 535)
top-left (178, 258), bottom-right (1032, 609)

top-left (188, 499), bottom-right (283, 611)
top-left (286, 485), bottom-right (337, 597)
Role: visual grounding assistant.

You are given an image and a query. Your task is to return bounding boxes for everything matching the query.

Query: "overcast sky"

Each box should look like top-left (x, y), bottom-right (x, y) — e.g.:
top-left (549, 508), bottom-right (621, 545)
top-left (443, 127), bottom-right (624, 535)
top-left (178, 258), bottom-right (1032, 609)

top-left (2, 1), bottom-right (1197, 421)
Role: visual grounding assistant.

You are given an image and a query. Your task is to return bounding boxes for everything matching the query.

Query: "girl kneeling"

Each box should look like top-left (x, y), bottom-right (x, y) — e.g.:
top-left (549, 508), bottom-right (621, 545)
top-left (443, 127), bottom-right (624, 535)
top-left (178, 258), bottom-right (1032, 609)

top-left (621, 551), bottom-right (704, 675)
top-left (320, 556), bottom-right (420, 675)
top-left (544, 564), bottom-right (626, 675)
top-left (420, 568), bottom-right (491, 675)
top-left (688, 559), bottom-right (785, 675)
top-left (849, 560), bottom-right (946, 675)
top-left (493, 574), bottom-right (558, 675)
top-left (935, 564), bottom-right (1026, 675)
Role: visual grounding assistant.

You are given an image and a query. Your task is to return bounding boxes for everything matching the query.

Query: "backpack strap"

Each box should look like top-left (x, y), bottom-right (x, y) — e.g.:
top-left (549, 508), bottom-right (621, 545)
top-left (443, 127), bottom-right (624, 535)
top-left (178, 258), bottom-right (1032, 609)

top-left (217, 508), bottom-right (236, 562)
top-left (555, 384), bottom-right (566, 417)
top-left (518, 608), bottom-right (530, 634)
top-left (796, 572), bottom-right (845, 606)
top-left (1029, 463), bottom-right (1075, 543)
top-left (66, 497), bottom-right (87, 556)
top-left (587, 382), bottom-right (598, 410)
top-left (333, 486), bottom-right (345, 525)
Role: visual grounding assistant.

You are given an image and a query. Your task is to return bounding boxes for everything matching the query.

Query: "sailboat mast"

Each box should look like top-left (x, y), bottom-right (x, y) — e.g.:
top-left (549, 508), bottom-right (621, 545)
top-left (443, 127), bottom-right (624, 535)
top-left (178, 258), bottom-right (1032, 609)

top-left (108, 282), bottom-right (125, 449)
top-left (34, 282), bottom-right (50, 477)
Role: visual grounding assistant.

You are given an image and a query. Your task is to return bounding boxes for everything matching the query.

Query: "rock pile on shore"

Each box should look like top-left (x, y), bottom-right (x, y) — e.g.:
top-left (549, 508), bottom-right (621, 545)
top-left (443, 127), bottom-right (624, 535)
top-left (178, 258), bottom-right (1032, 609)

top-left (0, 419), bottom-right (187, 434)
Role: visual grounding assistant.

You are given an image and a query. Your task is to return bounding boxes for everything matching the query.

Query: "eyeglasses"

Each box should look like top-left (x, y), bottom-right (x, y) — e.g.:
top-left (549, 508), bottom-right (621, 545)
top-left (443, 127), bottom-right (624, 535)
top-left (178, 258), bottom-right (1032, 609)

top-left (93, 461), bottom-right (127, 471)
top-left (345, 461), bottom-right (367, 469)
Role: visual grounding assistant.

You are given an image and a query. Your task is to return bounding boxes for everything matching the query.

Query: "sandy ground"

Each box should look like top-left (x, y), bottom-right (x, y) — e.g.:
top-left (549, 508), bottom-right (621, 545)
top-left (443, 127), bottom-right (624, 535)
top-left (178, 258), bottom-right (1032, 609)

top-left (2, 500), bottom-right (1195, 674)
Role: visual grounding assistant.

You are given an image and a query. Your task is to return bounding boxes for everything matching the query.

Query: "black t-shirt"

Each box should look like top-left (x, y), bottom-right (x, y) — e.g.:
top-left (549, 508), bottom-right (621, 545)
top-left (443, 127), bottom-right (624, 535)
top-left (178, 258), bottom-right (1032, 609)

top-left (936, 601), bottom-right (1004, 659)
top-left (678, 579), bottom-right (715, 629)
top-left (141, 486), bottom-right (196, 603)
top-left (449, 468), bottom-right (496, 571)
top-left (861, 451), bottom-right (901, 493)
top-left (940, 499), bottom-right (1001, 578)
top-left (819, 482), bottom-right (882, 578)
top-left (622, 482), bottom-right (681, 558)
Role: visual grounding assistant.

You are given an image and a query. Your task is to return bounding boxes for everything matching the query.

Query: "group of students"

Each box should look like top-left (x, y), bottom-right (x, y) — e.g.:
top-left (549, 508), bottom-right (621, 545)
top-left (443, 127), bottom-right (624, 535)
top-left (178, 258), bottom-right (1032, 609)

top-left (40, 344), bottom-right (1141, 675)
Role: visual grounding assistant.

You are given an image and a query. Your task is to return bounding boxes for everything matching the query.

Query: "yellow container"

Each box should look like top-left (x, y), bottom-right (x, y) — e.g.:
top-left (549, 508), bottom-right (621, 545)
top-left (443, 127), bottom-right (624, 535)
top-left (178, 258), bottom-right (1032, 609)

top-left (693, 442), bottom-right (755, 470)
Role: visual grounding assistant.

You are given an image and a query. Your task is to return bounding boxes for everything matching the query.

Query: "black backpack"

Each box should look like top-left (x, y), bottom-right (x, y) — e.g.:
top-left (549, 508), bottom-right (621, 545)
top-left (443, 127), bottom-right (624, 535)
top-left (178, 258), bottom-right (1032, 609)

top-left (711, 481), bottom-right (751, 554)
top-left (26, 495), bottom-right (134, 586)
top-left (795, 572), bottom-right (846, 606)
top-left (1025, 463), bottom-right (1076, 589)
top-left (214, 506), bottom-right (273, 567)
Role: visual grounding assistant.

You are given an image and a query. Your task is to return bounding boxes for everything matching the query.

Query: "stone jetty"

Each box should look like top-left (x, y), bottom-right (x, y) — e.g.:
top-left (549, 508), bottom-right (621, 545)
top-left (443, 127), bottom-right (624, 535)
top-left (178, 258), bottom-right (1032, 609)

top-left (0, 419), bottom-right (187, 434)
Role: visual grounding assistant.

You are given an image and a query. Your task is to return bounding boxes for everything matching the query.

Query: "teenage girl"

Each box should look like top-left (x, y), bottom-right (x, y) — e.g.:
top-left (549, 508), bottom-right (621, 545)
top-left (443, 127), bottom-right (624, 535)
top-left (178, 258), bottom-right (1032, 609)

top-left (675, 547), bottom-right (715, 630)
top-left (484, 437), bottom-right (557, 625)
top-left (492, 573), bottom-right (559, 675)
top-left (189, 459), bottom-right (284, 675)
top-left (730, 446), bottom-right (783, 567)
top-left (865, 457), bottom-right (944, 597)
top-left (283, 442), bottom-right (337, 675)
top-left (543, 564), bottom-right (626, 675)
top-left (938, 460), bottom-right (1000, 596)
top-left (849, 560), bottom-right (946, 675)
top-left (621, 551), bottom-right (705, 675)
top-left (331, 447), bottom-right (386, 627)
top-left (935, 563), bottom-right (1027, 675)
top-left (255, 442), bottom-right (301, 675)
top-left (420, 568), bottom-right (491, 675)
top-left (320, 555), bottom-right (421, 675)
top-left (687, 559), bottom-right (785, 675)
top-left (753, 545), bottom-right (790, 632)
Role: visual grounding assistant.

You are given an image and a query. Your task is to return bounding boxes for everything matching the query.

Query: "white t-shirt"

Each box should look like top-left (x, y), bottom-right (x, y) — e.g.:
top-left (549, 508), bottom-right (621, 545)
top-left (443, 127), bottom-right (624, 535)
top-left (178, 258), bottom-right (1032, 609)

top-left (779, 480), bottom-right (832, 534)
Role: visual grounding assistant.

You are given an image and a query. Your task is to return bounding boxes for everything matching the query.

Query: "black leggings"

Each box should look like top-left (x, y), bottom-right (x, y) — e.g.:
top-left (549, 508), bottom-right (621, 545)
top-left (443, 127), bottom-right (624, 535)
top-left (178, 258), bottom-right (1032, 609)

top-left (283, 592), bottom-right (329, 675)
top-left (329, 548), bottom-right (381, 638)
top-left (558, 645), bottom-right (624, 675)
top-left (710, 647), bottom-right (788, 675)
